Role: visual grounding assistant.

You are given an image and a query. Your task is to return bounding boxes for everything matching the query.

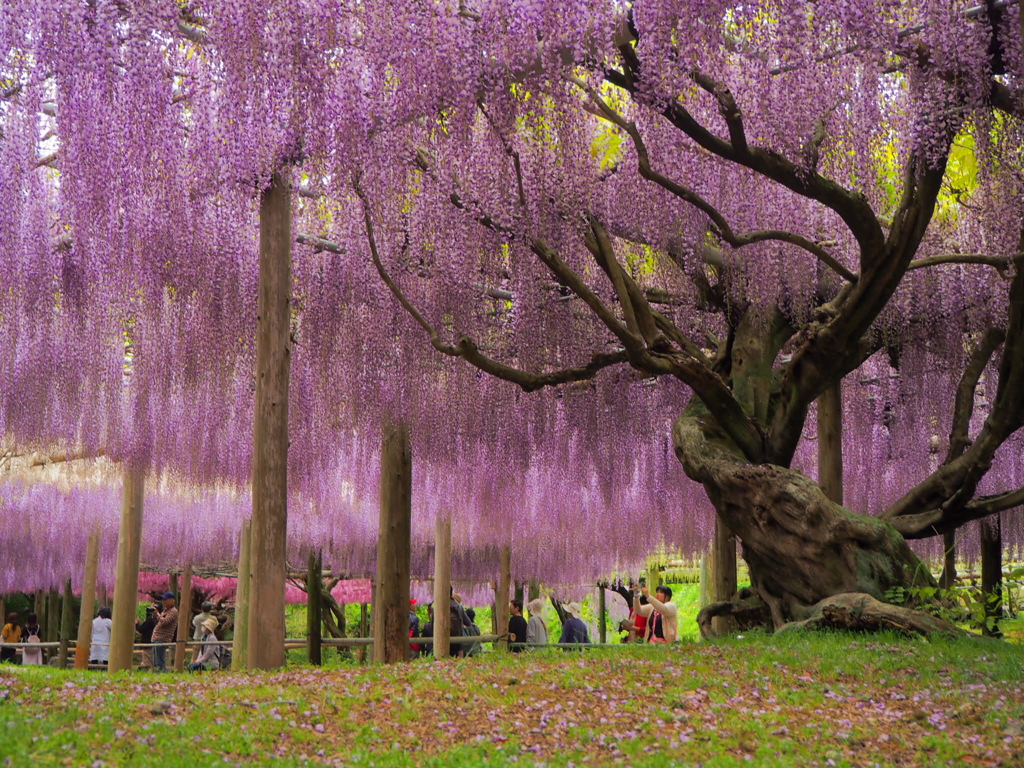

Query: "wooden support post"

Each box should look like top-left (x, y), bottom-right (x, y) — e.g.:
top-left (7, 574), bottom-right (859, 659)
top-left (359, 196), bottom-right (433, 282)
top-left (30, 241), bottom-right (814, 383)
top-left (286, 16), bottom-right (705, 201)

top-left (232, 519), bottom-right (252, 670)
top-left (109, 468), bottom-right (144, 673)
top-left (373, 421), bottom-right (412, 664)
top-left (248, 171), bottom-right (292, 671)
top-left (307, 549), bottom-right (322, 666)
top-left (495, 545), bottom-right (511, 651)
top-left (514, 582), bottom-right (524, 604)
top-left (940, 530), bottom-right (957, 589)
top-left (981, 514), bottom-right (1003, 638)
top-left (598, 585), bottom-right (607, 644)
top-left (75, 527), bottom-right (101, 669)
top-left (174, 564), bottom-right (193, 672)
top-left (433, 515), bottom-right (452, 659)
top-left (817, 383), bottom-right (844, 506)
top-left (710, 518), bottom-right (738, 636)
top-left (169, 573), bottom-right (179, 606)
top-left (44, 588), bottom-right (58, 643)
top-left (99, 584), bottom-right (108, 611)
top-left (528, 580), bottom-right (540, 602)
top-left (36, 590), bottom-right (46, 640)
top-left (58, 578), bottom-right (74, 668)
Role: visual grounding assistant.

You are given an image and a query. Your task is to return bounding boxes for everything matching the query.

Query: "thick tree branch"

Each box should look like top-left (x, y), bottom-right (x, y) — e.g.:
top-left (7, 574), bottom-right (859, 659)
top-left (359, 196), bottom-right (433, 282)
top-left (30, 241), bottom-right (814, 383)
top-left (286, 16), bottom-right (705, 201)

top-left (603, 69), bottom-right (886, 261)
top-left (569, 75), bottom-right (857, 283)
top-left (354, 173), bottom-right (630, 392)
top-left (946, 328), bottom-right (1006, 462)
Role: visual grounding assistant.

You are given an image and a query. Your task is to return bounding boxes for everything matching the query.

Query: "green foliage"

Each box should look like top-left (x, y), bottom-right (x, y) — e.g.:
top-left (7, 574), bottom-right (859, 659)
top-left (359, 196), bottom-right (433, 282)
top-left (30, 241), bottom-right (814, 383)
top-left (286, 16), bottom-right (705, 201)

top-left (885, 579), bottom-right (1012, 636)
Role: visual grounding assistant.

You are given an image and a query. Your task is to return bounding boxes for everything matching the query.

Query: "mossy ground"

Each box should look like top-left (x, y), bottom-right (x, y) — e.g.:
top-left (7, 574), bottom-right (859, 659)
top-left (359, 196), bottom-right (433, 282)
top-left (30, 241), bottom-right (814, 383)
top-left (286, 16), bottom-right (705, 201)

top-left (2, 631), bottom-right (1022, 767)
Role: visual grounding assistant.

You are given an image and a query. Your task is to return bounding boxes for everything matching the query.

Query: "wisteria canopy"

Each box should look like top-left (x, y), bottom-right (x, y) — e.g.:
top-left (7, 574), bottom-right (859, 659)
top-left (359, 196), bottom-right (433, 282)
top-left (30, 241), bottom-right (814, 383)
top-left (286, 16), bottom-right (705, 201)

top-left (1, 0), bottom-right (1023, 618)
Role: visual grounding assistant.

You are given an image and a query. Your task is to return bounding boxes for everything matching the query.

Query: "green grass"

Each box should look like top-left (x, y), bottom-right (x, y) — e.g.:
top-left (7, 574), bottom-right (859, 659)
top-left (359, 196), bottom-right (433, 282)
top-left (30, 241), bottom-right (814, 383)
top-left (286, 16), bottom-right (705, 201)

top-left (2, 631), bottom-right (1022, 767)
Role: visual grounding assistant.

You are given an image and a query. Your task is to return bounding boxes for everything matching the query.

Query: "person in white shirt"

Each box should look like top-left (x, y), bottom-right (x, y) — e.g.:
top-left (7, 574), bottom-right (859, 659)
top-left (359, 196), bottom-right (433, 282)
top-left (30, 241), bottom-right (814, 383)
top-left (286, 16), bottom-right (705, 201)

top-left (90, 606), bottom-right (113, 664)
top-left (632, 584), bottom-right (679, 643)
top-left (192, 602), bottom-right (215, 641)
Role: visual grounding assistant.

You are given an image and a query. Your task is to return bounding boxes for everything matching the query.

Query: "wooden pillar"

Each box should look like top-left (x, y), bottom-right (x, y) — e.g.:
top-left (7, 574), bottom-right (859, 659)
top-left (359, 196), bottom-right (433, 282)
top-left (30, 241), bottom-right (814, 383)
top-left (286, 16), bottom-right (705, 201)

top-left (981, 514), bottom-right (1003, 638)
top-left (710, 519), bottom-right (738, 635)
top-left (169, 573), bottom-right (179, 606)
top-left (248, 171), bottom-right (292, 671)
top-left (232, 519), bottom-right (252, 670)
top-left (433, 516), bottom-right (452, 658)
top-left (495, 545), bottom-right (511, 651)
top-left (514, 582), bottom-right (524, 604)
top-left (75, 527), bottom-right (101, 669)
top-left (173, 564), bottom-right (193, 672)
top-left (373, 421), bottom-right (412, 664)
top-left (598, 585), bottom-right (607, 644)
top-left (109, 468), bottom-right (144, 673)
top-left (34, 592), bottom-right (45, 647)
top-left (58, 578), bottom-right (74, 668)
top-left (307, 549), bottom-right (322, 666)
top-left (47, 589), bottom-right (60, 643)
top-left (940, 530), bottom-right (957, 589)
top-left (98, 584), bottom-right (108, 611)
top-left (817, 383), bottom-right (844, 506)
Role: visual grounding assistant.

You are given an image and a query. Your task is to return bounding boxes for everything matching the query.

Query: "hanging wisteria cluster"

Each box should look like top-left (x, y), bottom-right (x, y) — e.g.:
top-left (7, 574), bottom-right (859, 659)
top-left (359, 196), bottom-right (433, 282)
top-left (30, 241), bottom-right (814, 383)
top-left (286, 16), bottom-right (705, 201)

top-left (1, 0), bottom-right (1022, 593)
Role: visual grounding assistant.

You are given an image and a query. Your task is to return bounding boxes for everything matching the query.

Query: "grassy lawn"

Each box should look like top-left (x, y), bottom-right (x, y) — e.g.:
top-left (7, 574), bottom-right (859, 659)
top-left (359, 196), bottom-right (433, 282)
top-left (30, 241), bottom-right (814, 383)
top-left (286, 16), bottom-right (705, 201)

top-left (2, 632), bottom-right (1022, 767)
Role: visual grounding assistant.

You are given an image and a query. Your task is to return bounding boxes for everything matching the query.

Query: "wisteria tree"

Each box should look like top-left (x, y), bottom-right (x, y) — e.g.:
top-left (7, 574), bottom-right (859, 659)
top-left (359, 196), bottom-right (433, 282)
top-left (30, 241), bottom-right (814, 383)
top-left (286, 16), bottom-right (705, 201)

top-left (341, 0), bottom-right (1024, 626)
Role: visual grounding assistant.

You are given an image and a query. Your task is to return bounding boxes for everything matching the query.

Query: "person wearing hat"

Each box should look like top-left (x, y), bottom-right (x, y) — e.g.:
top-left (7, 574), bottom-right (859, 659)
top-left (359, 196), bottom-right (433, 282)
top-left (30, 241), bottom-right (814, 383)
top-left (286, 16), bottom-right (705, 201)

top-left (193, 601), bottom-right (216, 641)
top-left (135, 606), bottom-right (158, 669)
top-left (558, 603), bottom-right (590, 648)
top-left (188, 617), bottom-right (223, 671)
top-left (151, 592), bottom-right (178, 672)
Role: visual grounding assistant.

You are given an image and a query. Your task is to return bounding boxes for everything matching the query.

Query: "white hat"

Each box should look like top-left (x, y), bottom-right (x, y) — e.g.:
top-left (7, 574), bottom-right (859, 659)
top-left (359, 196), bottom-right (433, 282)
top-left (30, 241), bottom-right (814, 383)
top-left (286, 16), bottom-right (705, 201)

top-left (564, 602), bottom-right (583, 619)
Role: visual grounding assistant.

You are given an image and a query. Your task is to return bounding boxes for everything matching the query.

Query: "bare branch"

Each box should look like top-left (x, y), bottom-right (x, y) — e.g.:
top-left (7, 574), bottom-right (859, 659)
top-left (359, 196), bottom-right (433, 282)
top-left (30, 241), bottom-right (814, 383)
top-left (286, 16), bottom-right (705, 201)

top-left (907, 253), bottom-right (1019, 276)
top-left (296, 234), bottom-right (344, 254)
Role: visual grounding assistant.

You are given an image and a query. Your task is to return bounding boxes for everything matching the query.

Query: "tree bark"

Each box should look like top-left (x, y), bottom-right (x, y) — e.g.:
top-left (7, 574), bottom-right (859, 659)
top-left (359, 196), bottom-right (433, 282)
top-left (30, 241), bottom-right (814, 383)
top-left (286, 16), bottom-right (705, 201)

top-left (817, 384), bottom-right (844, 506)
top-left (940, 530), bottom-right (957, 589)
top-left (75, 527), bottom-right (100, 669)
top-left (674, 413), bottom-right (933, 626)
top-left (57, 578), bottom-right (74, 668)
top-left (109, 468), bottom-right (144, 673)
top-left (232, 519), bottom-right (252, 670)
top-left (373, 420), bottom-right (412, 664)
top-left (433, 515), bottom-right (452, 658)
top-left (777, 593), bottom-right (961, 637)
top-left (980, 514), bottom-right (1002, 637)
top-left (711, 519), bottom-right (738, 634)
top-left (248, 171), bottom-right (292, 671)
top-left (495, 546), bottom-right (511, 651)
top-left (174, 564), bottom-right (193, 672)
top-left (307, 549), bottom-right (322, 665)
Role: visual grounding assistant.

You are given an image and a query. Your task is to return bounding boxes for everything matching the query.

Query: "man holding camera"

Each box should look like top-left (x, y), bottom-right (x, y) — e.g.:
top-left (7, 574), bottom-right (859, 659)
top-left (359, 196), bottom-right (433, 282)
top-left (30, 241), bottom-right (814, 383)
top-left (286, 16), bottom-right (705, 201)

top-left (632, 583), bottom-right (678, 643)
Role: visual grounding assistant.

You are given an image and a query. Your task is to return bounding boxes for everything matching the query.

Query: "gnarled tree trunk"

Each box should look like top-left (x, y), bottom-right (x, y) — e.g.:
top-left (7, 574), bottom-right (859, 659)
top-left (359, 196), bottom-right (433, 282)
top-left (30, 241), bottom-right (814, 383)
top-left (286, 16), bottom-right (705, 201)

top-left (674, 413), bottom-right (934, 627)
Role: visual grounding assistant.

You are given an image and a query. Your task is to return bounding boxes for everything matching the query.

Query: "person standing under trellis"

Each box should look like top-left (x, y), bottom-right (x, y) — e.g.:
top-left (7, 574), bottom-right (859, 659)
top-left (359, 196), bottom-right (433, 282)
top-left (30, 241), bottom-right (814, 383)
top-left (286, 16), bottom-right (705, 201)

top-left (90, 607), bottom-right (112, 666)
top-left (151, 592), bottom-right (178, 672)
top-left (1, 612), bottom-right (22, 663)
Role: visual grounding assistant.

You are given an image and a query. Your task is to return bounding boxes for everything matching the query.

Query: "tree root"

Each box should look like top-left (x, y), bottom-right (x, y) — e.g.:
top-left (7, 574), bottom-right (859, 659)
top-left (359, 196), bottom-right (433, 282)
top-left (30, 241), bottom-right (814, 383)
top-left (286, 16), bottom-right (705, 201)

top-left (776, 593), bottom-right (963, 637)
top-left (697, 589), bottom-right (771, 640)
